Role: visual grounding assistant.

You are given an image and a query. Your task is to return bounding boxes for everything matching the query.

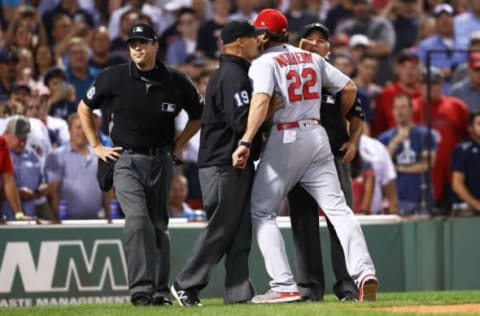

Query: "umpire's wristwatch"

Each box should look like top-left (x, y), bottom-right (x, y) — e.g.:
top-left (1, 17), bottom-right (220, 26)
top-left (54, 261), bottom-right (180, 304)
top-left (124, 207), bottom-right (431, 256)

top-left (238, 140), bottom-right (252, 149)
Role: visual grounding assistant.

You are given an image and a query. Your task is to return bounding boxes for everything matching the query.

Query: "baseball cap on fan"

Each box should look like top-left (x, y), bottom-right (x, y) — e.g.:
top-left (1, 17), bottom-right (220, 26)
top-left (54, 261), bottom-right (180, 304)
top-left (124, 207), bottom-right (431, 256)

top-left (395, 49), bottom-right (419, 64)
top-left (470, 31), bottom-right (480, 45)
top-left (164, 0), bottom-right (192, 11)
top-left (253, 9), bottom-right (288, 33)
top-left (127, 23), bottom-right (158, 43)
top-left (6, 115), bottom-right (31, 141)
top-left (433, 3), bottom-right (454, 17)
top-left (221, 20), bottom-right (267, 45)
top-left (0, 48), bottom-right (19, 63)
top-left (349, 34), bottom-right (369, 48)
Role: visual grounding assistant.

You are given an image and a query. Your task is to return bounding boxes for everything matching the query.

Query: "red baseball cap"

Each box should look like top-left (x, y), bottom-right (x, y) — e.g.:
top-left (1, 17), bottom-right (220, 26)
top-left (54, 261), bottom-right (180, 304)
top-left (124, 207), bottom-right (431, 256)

top-left (253, 9), bottom-right (288, 33)
top-left (332, 33), bottom-right (350, 46)
top-left (469, 52), bottom-right (480, 68)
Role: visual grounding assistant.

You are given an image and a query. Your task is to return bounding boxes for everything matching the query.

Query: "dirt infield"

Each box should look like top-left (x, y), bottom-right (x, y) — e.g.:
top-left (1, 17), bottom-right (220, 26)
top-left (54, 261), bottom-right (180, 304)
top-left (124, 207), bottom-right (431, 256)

top-left (378, 304), bottom-right (480, 314)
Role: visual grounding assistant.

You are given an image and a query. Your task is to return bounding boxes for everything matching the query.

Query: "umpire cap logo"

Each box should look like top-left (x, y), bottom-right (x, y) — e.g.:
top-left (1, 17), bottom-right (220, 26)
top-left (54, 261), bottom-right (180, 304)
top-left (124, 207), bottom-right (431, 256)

top-left (162, 102), bottom-right (176, 112)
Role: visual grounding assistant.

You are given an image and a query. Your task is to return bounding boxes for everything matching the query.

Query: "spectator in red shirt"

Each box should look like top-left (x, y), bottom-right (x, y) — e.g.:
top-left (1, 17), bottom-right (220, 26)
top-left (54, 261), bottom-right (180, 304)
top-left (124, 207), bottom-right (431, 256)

top-left (413, 67), bottom-right (469, 212)
top-left (372, 49), bottom-right (422, 136)
top-left (351, 152), bottom-right (375, 214)
top-left (0, 121), bottom-right (30, 221)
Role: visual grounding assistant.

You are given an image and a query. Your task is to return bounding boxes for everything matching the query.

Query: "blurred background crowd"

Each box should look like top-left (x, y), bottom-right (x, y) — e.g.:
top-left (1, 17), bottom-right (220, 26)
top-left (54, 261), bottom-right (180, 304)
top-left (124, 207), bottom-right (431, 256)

top-left (0, 0), bottom-right (480, 221)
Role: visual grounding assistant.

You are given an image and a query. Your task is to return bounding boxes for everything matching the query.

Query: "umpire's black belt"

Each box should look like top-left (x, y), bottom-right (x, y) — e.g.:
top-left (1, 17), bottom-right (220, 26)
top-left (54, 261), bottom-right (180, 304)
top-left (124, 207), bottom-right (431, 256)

top-left (123, 146), bottom-right (170, 156)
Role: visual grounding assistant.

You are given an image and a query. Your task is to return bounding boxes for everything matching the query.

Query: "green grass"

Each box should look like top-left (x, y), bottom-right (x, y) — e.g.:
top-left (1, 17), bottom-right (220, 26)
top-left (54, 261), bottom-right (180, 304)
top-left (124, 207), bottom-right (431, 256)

top-left (2, 291), bottom-right (480, 316)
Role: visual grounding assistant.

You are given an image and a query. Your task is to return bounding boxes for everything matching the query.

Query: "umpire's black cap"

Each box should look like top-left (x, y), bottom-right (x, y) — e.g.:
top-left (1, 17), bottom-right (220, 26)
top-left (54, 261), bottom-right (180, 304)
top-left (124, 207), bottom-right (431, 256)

top-left (302, 23), bottom-right (330, 40)
top-left (127, 23), bottom-right (158, 43)
top-left (221, 20), bottom-right (266, 45)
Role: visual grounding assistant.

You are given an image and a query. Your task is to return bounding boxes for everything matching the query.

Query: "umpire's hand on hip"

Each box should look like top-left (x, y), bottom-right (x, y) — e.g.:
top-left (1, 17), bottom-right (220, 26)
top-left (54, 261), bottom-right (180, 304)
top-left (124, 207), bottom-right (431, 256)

top-left (93, 145), bottom-right (123, 162)
top-left (339, 141), bottom-right (356, 163)
top-left (232, 146), bottom-right (250, 169)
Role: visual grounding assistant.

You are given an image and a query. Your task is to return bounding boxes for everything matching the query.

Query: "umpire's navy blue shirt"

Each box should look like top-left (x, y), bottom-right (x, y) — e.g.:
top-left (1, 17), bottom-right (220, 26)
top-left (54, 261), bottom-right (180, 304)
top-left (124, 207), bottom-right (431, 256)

top-left (82, 60), bottom-right (203, 149)
top-left (451, 139), bottom-right (480, 201)
top-left (198, 54), bottom-right (261, 168)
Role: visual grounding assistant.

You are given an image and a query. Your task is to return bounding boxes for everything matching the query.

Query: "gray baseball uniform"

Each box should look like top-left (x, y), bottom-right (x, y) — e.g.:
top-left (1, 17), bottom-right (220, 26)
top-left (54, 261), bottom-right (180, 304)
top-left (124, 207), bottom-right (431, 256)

top-left (248, 43), bottom-right (376, 292)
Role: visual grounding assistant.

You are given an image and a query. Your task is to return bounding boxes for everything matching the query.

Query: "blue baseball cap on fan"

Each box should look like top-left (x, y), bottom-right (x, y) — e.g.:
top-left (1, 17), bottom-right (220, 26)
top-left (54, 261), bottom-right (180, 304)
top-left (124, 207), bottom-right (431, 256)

top-left (0, 48), bottom-right (19, 63)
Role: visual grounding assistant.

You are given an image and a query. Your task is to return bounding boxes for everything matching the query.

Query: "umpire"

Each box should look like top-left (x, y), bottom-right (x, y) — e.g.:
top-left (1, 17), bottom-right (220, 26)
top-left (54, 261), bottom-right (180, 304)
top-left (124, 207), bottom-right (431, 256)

top-left (288, 23), bottom-right (366, 301)
top-left (77, 23), bottom-right (203, 306)
top-left (170, 21), bottom-right (265, 306)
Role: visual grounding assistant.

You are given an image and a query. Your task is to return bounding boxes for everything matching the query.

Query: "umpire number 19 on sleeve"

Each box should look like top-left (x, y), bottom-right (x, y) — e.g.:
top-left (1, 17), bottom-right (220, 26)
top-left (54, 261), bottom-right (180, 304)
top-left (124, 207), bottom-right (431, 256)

top-left (234, 90), bottom-right (250, 107)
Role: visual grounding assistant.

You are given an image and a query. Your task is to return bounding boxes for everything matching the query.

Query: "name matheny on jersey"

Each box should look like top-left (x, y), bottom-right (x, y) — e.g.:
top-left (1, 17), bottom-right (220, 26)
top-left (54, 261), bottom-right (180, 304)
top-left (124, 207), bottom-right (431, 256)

top-left (273, 52), bottom-right (313, 67)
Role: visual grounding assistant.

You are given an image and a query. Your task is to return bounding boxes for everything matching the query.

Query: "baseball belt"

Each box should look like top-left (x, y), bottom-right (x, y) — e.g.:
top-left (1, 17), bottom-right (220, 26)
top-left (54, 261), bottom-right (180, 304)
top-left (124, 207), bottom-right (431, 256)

top-left (276, 118), bottom-right (320, 131)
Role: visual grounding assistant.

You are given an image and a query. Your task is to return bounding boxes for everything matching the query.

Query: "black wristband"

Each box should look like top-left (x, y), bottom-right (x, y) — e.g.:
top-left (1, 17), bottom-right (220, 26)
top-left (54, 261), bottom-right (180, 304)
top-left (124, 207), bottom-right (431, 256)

top-left (238, 140), bottom-right (252, 149)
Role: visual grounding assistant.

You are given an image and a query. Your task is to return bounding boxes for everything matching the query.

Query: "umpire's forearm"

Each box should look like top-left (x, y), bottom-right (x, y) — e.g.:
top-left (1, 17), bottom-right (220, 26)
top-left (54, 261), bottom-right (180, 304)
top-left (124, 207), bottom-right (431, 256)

top-left (175, 119), bottom-right (201, 148)
top-left (348, 116), bottom-right (363, 147)
top-left (78, 101), bottom-right (101, 148)
top-left (242, 93), bottom-right (270, 142)
top-left (339, 80), bottom-right (357, 118)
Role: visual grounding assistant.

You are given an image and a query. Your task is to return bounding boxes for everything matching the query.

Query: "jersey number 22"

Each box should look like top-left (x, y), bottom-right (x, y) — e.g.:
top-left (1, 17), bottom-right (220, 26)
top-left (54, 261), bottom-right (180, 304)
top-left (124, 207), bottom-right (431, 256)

top-left (287, 67), bottom-right (319, 102)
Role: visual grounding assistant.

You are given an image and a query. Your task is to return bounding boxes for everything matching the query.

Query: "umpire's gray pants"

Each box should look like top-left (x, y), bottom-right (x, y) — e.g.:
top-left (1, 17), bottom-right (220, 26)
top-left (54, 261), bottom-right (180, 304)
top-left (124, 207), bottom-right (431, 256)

top-left (175, 164), bottom-right (255, 303)
top-left (113, 152), bottom-right (173, 297)
top-left (334, 157), bottom-right (352, 207)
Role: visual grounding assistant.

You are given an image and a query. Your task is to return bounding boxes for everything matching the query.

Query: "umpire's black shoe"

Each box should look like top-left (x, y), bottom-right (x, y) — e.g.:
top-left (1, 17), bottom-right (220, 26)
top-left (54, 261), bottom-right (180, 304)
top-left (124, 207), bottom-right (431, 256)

top-left (340, 294), bottom-right (359, 302)
top-left (131, 292), bottom-right (152, 306)
top-left (170, 283), bottom-right (202, 306)
top-left (152, 294), bottom-right (173, 306)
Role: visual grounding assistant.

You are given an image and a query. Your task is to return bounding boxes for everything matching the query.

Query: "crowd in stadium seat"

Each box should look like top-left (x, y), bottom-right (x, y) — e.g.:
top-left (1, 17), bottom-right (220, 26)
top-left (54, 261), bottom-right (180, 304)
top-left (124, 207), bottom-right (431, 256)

top-left (0, 0), bottom-right (479, 221)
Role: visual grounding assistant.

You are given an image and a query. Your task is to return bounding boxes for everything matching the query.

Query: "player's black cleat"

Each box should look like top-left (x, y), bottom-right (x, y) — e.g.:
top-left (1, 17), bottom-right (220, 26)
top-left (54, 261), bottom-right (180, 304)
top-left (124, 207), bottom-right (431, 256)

top-left (170, 283), bottom-right (202, 306)
top-left (131, 292), bottom-right (152, 306)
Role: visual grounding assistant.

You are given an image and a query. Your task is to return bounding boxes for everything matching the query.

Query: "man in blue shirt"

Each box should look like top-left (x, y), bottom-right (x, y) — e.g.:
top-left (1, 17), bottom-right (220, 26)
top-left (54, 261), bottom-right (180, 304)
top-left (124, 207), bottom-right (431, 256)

top-left (379, 93), bottom-right (438, 215)
top-left (44, 113), bottom-right (105, 219)
top-left (453, 0), bottom-right (480, 64)
top-left (417, 4), bottom-right (455, 92)
top-left (449, 52), bottom-right (480, 113)
top-left (451, 111), bottom-right (480, 215)
top-left (65, 37), bottom-right (99, 105)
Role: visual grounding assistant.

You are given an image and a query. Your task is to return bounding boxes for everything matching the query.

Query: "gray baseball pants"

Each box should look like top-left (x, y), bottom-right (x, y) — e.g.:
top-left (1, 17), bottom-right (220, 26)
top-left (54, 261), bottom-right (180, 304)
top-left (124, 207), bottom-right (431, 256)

top-left (113, 152), bottom-right (173, 297)
top-left (289, 157), bottom-right (358, 300)
top-left (175, 164), bottom-right (255, 303)
top-left (251, 125), bottom-right (375, 293)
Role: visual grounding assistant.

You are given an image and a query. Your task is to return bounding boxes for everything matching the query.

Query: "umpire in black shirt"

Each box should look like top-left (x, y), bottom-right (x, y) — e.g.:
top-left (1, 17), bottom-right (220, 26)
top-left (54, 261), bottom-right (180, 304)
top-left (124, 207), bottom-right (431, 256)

top-left (170, 21), bottom-right (265, 306)
top-left (77, 23), bottom-right (203, 306)
top-left (288, 23), bottom-right (365, 301)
